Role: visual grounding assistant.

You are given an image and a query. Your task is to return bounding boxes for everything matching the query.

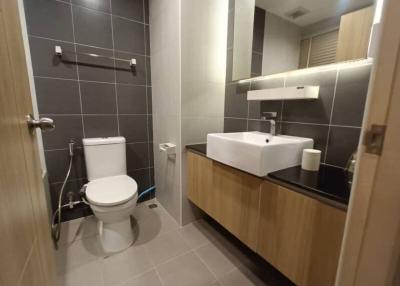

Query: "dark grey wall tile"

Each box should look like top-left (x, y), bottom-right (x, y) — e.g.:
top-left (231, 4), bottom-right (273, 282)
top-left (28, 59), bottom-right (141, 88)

top-left (115, 52), bottom-right (146, 85)
top-left (144, 0), bottom-right (149, 24)
top-left (229, 0), bottom-right (234, 11)
top-left (49, 178), bottom-right (88, 211)
top-left (149, 167), bottom-right (154, 185)
top-left (148, 142), bottom-right (153, 164)
top-left (331, 65), bottom-right (371, 126)
top-left (127, 169), bottom-right (150, 193)
top-left (117, 84), bottom-right (147, 114)
top-left (283, 70), bottom-right (337, 124)
top-left (113, 17), bottom-right (145, 54)
top-left (76, 45), bottom-right (116, 82)
top-left (147, 87), bottom-right (152, 113)
top-left (249, 100), bottom-right (282, 120)
top-left (281, 122), bottom-right (329, 160)
top-left (111, 0), bottom-right (143, 22)
top-left (60, 204), bottom-right (92, 222)
top-left (126, 143), bottom-right (149, 170)
top-left (326, 126), bottom-right (361, 168)
top-left (45, 148), bottom-right (87, 183)
top-left (252, 7), bottom-right (265, 54)
top-left (148, 115), bottom-right (153, 141)
top-left (35, 78), bottom-right (81, 114)
top-left (24, 0), bottom-right (74, 42)
top-left (227, 10), bottom-right (234, 48)
top-left (73, 5), bottom-right (112, 49)
top-left (146, 57), bottom-right (152, 85)
top-left (28, 0), bottom-right (154, 218)
top-left (224, 83), bottom-right (249, 118)
top-left (29, 37), bottom-right (77, 79)
top-left (224, 118), bottom-right (247, 132)
top-left (83, 115), bottom-right (118, 137)
top-left (72, 0), bottom-right (111, 13)
top-left (80, 81), bottom-right (116, 114)
top-left (119, 115), bottom-right (148, 143)
top-left (145, 25), bottom-right (150, 56)
top-left (42, 115), bottom-right (84, 150)
top-left (226, 48), bottom-right (233, 83)
top-left (247, 120), bottom-right (279, 134)
top-left (251, 53), bottom-right (263, 76)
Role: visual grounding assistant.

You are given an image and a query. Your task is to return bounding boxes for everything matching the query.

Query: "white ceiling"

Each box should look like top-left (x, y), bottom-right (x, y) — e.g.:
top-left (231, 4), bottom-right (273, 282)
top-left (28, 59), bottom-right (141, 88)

top-left (255, 0), bottom-right (375, 26)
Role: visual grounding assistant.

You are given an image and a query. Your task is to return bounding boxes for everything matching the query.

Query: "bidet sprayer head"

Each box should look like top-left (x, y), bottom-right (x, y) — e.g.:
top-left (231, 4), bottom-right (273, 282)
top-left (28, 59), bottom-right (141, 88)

top-left (68, 139), bottom-right (75, 157)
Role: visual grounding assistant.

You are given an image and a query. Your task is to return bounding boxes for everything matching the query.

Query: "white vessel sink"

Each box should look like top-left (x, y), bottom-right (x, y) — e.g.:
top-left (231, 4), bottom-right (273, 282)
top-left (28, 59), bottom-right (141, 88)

top-left (207, 132), bottom-right (314, 177)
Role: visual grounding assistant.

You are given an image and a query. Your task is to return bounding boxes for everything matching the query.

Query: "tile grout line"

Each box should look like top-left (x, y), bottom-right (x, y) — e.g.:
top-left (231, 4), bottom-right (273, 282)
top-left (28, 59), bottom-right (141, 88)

top-left (69, 1), bottom-right (86, 138)
top-left (109, 2), bottom-right (120, 136)
top-left (246, 81), bottom-right (251, 131)
top-left (192, 249), bottom-right (219, 283)
top-left (28, 34), bottom-right (151, 58)
top-left (279, 77), bottom-right (287, 133)
top-left (33, 75), bottom-right (152, 87)
top-left (324, 70), bottom-right (340, 163)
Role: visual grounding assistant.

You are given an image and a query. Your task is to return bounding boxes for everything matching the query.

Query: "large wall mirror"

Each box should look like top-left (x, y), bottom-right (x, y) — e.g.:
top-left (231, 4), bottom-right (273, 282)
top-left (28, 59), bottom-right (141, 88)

top-left (232, 0), bottom-right (376, 81)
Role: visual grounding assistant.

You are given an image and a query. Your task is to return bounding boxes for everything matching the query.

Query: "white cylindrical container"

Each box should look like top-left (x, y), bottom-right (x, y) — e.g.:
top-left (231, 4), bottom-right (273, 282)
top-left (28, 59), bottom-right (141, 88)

top-left (301, 149), bottom-right (321, 171)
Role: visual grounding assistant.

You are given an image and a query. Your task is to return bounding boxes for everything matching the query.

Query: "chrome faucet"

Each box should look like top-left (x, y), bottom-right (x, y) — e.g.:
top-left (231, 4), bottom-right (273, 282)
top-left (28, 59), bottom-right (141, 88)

top-left (261, 112), bottom-right (277, 136)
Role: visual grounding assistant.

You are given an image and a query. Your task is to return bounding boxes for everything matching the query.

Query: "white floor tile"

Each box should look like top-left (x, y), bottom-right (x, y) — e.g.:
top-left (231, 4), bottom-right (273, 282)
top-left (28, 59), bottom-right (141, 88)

top-left (157, 252), bottom-right (216, 286)
top-left (132, 202), bottom-right (180, 247)
top-left (58, 259), bottom-right (104, 286)
top-left (59, 216), bottom-right (99, 245)
top-left (56, 235), bottom-right (104, 274)
top-left (102, 245), bottom-right (154, 286)
top-left (121, 270), bottom-right (163, 286)
top-left (195, 243), bottom-right (237, 279)
top-left (145, 230), bottom-right (191, 265)
top-left (178, 221), bottom-right (213, 249)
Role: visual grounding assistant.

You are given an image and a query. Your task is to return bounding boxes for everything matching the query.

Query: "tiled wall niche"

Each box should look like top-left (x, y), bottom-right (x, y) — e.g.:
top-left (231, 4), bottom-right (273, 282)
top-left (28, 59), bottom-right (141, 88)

top-left (224, 63), bottom-right (371, 168)
top-left (24, 0), bottom-right (154, 221)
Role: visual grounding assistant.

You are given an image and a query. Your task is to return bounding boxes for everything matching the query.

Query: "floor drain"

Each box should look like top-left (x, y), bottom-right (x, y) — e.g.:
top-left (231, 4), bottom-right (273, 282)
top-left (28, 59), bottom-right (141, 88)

top-left (148, 203), bottom-right (158, 209)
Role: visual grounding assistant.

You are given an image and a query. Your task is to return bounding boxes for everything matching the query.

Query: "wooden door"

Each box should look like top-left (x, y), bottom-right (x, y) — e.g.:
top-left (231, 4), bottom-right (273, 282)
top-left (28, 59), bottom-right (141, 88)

top-left (0, 0), bottom-right (56, 285)
top-left (336, 0), bottom-right (400, 284)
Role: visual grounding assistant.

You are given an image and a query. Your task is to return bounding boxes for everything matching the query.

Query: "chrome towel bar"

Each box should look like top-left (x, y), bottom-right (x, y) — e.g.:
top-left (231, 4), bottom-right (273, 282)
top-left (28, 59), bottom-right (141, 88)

top-left (54, 45), bottom-right (136, 67)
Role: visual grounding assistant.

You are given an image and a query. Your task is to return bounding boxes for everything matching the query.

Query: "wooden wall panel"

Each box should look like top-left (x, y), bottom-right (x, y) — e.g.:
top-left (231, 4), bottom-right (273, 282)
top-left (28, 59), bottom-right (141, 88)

top-left (336, 6), bottom-right (374, 62)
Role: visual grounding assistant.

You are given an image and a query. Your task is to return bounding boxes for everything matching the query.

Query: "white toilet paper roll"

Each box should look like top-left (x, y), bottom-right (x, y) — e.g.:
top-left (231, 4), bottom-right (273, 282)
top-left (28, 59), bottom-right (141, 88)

top-left (301, 149), bottom-right (321, 171)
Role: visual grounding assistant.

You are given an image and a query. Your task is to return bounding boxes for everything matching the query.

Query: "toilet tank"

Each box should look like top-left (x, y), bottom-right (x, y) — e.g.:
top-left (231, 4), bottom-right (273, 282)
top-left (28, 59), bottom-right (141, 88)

top-left (83, 137), bottom-right (127, 181)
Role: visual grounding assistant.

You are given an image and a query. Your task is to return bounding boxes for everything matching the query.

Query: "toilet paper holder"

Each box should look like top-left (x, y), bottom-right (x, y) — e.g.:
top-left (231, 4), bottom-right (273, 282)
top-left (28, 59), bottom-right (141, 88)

top-left (159, 143), bottom-right (176, 155)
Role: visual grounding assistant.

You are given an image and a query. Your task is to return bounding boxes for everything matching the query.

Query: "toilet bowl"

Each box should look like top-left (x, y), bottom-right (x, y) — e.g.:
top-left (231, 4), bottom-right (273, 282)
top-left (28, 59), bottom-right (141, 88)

top-left (83, 137), bottom-right (138, 253)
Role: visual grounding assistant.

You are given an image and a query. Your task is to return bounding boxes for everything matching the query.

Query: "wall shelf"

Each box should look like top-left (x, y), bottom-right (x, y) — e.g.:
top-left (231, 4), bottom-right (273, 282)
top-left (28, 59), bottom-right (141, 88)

top-left (247, 86), bottom-right (319, 101)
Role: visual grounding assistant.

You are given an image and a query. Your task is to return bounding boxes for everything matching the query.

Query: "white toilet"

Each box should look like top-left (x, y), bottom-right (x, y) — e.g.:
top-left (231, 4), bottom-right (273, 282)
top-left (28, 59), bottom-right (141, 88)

top-left (83, 136), bottom-right (138, 253)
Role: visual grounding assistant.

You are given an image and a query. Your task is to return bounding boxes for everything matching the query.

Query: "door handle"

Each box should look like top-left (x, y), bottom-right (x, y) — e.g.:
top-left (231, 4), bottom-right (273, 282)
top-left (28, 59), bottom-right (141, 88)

top-left (26, 114), bottom-right (55, 132)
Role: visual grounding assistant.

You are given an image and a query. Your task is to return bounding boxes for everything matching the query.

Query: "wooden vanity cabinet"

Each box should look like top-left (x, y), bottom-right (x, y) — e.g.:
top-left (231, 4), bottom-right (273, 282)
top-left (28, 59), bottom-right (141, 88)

top-left (187, 151), bottom-right (261, 250)
top-left (257, 181), bottom-right (346, 286)
top-left (187, 151), bottom-right (346, 285)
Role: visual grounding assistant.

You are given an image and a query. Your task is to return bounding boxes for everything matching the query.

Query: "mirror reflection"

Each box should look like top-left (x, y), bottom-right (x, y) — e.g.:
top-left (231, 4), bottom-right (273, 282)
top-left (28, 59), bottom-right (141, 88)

top-left (232, 0), bottom-right (375, 80)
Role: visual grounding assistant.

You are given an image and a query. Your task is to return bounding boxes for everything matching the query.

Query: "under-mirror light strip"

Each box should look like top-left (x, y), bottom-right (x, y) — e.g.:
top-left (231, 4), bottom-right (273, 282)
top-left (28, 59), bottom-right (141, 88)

top-left (237, 58), bottom-right (373, 84)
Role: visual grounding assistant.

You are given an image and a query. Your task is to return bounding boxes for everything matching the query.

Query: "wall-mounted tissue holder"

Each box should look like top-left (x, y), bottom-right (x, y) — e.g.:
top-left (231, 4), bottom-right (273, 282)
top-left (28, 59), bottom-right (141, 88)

top-left (247, 86), bottom-right (319, 101)
top-left (159, 143), bottom-right (176, 155)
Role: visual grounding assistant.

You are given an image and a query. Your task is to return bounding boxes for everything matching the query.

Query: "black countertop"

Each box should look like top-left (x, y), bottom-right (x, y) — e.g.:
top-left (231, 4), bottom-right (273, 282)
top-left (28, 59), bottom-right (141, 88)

top-left (186, 144), bottom-right (350, 209)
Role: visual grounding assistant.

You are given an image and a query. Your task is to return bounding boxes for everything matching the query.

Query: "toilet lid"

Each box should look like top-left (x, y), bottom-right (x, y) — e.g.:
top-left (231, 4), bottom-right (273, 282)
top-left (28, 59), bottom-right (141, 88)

top-left (86, 175), bottom-right (138, 206)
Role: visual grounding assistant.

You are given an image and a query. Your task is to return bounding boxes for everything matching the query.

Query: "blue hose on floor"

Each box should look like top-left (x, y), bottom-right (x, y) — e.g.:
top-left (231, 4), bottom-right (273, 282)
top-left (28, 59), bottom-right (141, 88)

top-left (137, 186), bottom-right (156, 200)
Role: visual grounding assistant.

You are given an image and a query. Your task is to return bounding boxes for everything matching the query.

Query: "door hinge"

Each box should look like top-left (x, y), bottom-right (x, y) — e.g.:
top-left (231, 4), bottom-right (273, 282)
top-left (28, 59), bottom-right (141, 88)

top-left (364, 124), bottom-right (386, 155)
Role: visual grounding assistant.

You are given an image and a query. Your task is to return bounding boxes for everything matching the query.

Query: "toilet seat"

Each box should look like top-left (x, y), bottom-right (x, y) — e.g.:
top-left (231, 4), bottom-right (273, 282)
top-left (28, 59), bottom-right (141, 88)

top-left (86, 175), bottom-right (138, 207)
